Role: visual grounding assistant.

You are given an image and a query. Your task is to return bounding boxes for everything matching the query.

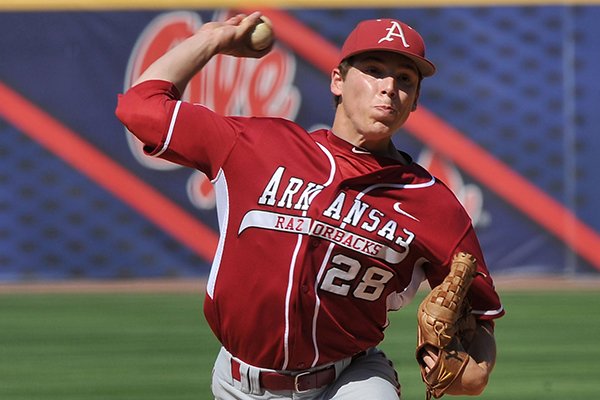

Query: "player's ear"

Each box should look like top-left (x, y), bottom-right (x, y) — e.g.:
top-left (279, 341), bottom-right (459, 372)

top-left (411, 80), bottom-right (422, 112)
top-left (330, 67), bottom-right (343, 97)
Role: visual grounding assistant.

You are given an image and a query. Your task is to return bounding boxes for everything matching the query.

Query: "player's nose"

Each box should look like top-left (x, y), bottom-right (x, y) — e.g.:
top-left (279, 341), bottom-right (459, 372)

top-left (380, 76), bottom-right (396, 98)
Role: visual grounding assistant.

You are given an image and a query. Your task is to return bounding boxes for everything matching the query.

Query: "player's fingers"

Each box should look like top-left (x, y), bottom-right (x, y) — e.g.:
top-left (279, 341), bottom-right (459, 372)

top-left (220, 13), bottom-right (272, 59)
top-left (239, 11), bottom-right (263, 28)
top-left (223, 12), bottom-right (261, 33)
top-left (422, 345), bottom-right (439, 370)
top-left (224, 13), bottom-right (248, 26)
top-left (199, 13), bottom-right (254, 35)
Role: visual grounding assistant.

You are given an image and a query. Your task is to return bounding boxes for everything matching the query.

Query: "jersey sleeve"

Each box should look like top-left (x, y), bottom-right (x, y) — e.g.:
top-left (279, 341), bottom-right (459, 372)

top-left (415, 175), bottom-right (505, 321)
top-left (116, 79), bottom-right (242, 179)
top-left (455, 226), bottom-right (504, 320)
top-left (424, 224), bottom-right (505, 321)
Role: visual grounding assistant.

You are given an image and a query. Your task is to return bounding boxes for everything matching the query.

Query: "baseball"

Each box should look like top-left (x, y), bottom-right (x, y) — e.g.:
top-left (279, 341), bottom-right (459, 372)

top-left (249, 17), bottom-right (274, 51)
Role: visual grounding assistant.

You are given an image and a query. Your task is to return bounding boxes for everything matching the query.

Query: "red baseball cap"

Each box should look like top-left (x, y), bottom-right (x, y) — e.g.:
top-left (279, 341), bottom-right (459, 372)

top-left (339, 18), bottom-right (436, 77)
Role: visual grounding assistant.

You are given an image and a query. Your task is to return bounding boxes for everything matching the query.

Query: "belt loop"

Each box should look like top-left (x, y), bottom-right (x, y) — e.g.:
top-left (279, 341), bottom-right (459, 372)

top-left (238, 362), bottom-right (251, 393)
top-left (248, 365), bottom-right (262, 395)
top-left (229, 353), bottom-right (262, 395)
top-left (332, 350), bottom-right (364, 378)
top-left (334, 355), bottom-right (353, 378)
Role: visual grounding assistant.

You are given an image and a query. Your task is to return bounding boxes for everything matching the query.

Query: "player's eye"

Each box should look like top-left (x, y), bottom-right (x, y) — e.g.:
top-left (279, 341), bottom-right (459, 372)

top-left (396, 72), bottom-right (418, 86)
top-left (361, 65), bottom-right (383, 77)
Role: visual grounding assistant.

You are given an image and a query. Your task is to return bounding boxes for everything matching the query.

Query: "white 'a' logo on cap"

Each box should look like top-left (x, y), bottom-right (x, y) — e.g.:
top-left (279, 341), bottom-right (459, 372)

top-left (377, 20), bottom-right (410, 48)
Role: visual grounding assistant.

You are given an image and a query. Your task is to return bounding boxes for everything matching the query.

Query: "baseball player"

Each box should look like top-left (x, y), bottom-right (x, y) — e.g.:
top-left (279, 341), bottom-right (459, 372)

top-left (116, 13), bottom-right (504, 399)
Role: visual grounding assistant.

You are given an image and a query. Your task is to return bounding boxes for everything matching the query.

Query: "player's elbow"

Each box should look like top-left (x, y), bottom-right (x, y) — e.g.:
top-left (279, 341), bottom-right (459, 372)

top-left (447, 359), bottom-right (491, 396)
top-left (115, 90), bottom-right (170, 147)
top-left (455, 363), bottom-right (490, 396)
top-left (461, 371), bottom-right (489, 396)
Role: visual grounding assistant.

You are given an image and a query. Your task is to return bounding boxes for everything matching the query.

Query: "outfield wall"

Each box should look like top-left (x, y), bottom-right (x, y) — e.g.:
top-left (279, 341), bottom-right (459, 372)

top-left (1, 5), bottom-right (599, 281)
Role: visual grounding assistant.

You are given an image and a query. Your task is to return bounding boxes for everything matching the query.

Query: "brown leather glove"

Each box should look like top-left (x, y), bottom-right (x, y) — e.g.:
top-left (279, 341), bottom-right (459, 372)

top-left (416, 252), bottom-right (479, 399)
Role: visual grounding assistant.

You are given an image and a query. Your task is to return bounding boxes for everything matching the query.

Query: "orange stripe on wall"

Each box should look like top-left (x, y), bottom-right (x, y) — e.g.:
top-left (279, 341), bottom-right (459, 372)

top-left (404, 109), bottom-right (600, 269)
top-left (257, 8), bottom-right (600, 270)
top-left (0, 81), bottom-right (219, 262)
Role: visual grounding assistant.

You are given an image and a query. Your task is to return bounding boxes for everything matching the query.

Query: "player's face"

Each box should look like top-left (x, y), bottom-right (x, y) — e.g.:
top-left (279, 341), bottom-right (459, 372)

top-left (331, 51), bottom-right (421, 151)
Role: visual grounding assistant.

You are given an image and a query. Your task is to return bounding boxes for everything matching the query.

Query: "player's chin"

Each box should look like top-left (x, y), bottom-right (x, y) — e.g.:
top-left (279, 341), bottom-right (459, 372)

top-left (373, 110), bottom-right (407, 128)
top-left (370, 119), bottom-right (402, 136)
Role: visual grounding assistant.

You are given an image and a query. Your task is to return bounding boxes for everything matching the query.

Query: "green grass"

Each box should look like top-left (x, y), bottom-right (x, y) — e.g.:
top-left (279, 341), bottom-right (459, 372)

top-left (0, 289), bottom-right (598, 399)
top-left (0, 293), bottom-right (217, 400)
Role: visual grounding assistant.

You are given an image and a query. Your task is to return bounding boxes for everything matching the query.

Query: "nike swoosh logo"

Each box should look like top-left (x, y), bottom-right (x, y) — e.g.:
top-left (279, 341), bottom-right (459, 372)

top-left (393, 202), bottom-right (420, 222)
top-left (351, 147), bottom-right (371, 155)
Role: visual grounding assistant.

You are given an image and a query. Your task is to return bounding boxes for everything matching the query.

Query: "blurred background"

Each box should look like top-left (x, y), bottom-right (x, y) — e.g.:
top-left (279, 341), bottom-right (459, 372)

top-left (1, 2), bottom-right (600, 399)
top-left (2, 3), bottom-right (600, 283)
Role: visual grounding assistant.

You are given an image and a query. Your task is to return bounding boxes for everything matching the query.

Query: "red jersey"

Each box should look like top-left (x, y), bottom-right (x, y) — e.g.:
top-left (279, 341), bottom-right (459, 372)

top-left (116, 80), bottom-right (504, 371)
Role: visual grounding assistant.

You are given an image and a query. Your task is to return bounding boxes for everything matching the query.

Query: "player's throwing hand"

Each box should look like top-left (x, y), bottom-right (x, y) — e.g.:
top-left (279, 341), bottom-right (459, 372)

top-left (197, 12), bottom-right (273, 58)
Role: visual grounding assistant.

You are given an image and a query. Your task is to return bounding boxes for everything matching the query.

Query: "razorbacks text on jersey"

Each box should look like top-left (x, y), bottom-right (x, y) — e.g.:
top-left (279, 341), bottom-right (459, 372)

top-left (116, 80), bottom-right (504, 371)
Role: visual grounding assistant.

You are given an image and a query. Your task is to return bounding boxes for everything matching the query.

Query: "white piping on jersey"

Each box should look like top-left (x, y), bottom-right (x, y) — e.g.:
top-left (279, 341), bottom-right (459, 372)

top-left (154, 100), bottom-right (182, 158)
top-left (472, 305), bottom-right (505, 317)
top-left (315, 142), bottom-right (337, 186)
top-left (385, 257), bottom-right (427, 314)
top-left (281, 227), bottom-right (305, 370)
top-left (206, 168), bottom-right (229, 299)
top-left (283, 141), bottom-right (336, 370)
top-left (358, 175), bottom-right (436, 197)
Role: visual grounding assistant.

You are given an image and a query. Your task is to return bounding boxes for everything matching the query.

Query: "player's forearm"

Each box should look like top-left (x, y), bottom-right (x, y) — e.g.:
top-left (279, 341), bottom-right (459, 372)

top-left (132, 12), bottom-right (266, 94)
top-left (447, 321), bottom-right (497, 396)
top-left (133, 30), bottom-right (220, 94)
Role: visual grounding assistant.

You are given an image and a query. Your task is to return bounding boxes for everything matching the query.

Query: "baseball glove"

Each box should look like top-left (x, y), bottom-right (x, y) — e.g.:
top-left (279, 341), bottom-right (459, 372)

top-left (416, 252), bottom-right (479, 399)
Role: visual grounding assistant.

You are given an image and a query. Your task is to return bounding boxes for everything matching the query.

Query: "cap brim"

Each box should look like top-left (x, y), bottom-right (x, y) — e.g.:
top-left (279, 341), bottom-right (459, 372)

top-left (342, 48), bottom-right (436, 77)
